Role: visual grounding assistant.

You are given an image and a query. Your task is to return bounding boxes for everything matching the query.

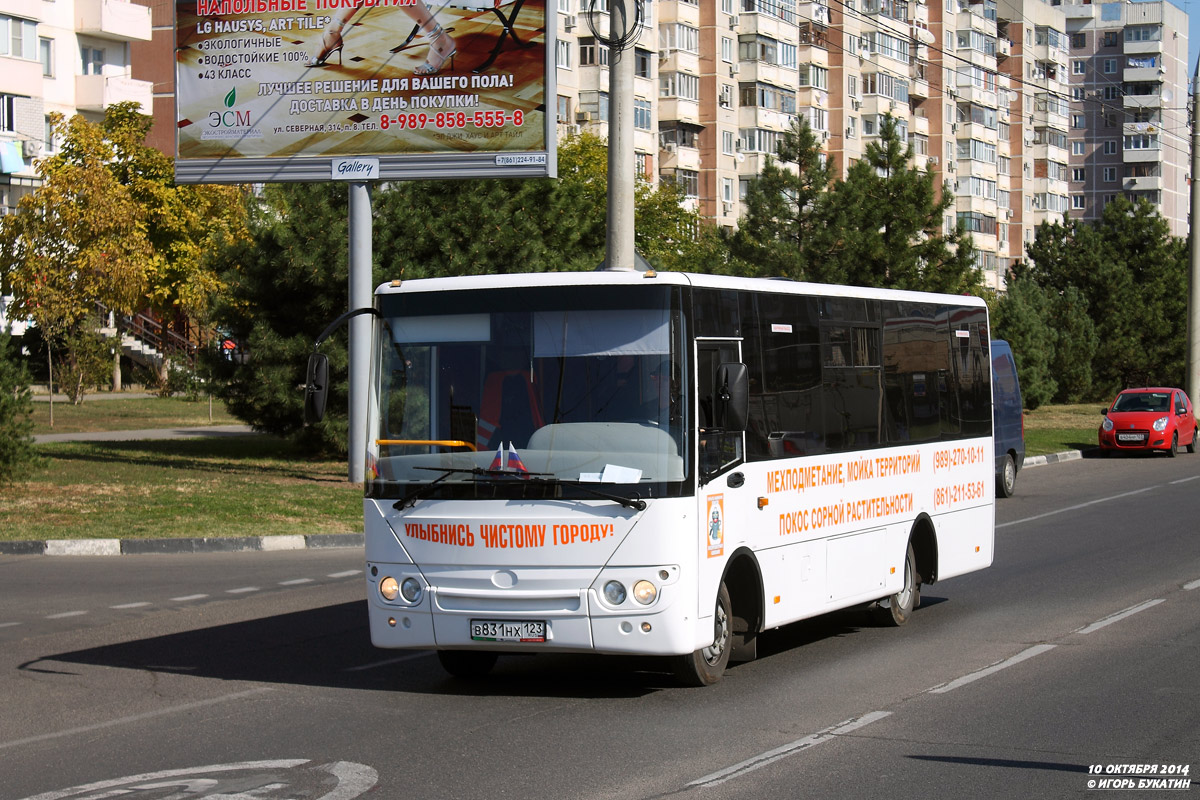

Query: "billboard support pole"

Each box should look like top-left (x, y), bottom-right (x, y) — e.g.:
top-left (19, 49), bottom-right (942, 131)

top-left (603, 0), bottom-right (635, 271)
top-left (348, 181), bottom-right (373, 483)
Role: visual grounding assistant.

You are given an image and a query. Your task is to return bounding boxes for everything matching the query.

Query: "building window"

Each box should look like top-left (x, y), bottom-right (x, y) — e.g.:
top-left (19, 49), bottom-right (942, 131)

top-left (1072, 195), bottom-right (1085, 210)
top-left (1103, 167), bottom-right (1117, 182)
top-left (579, 38), bottom-right (608, 66)
top-left (557, 94), bottom-right (570, 123)
top-left (674, 169), bottom-right (699, 199)
top-left (1103, 31), bottom-right (1119, 47)
top-left (1072, 167), bottom-right (1085, 181)
top-left (39, 37), bottom-right (53, 77)
top-left (722, 177), bottom-right (734, 203)
top-left (1072, 141), bottom-right (1085, 155)
top-left (556, 40), bottom-right (572, 68)
top-left (44, 114), bottom-right (56, 153)
top-left (634, 98), bottom-right (651, 130)
top-left (1, 95), bottom-right (15, 133)
top-left (0, 15), bottom-right (38, 60)
top-left (721, 36), bottom-right (733, 62)
top-left (1072, 60), bottom-right (1085, 75)
top-left (635, 48), bottom-right (652, 78)
top-left (660, 72), bottom-right (700, 101)
top-left (1071, 114), bottom-right (1085, 129)
top-left (1103, 140), bottom-right (1118, 154)
top-left (722, 130), bottom-right (735, 154)
top-left (559, 0), bottom-right (571, 11)
top-left (1102, 59), bottom-right (1117, 74)
top-left (1070, 33), bottom-right (1085, 48)
top-left (81, 46), bottom-right (105, 75)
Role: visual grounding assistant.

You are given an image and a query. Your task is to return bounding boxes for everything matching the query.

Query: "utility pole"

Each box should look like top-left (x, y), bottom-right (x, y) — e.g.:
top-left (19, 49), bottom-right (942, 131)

top-left (1190, 59), bottom-right (1200, 409)
top-left (602, 0), bottom-right (636, 271)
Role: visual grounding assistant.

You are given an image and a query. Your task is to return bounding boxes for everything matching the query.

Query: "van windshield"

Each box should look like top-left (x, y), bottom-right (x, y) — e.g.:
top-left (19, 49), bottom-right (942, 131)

top-left (367, 285), bottom-right (690, 500)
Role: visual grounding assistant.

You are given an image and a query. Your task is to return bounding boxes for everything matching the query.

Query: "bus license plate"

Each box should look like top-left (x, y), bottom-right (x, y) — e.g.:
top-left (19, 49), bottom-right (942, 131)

top-left (470, 619), bottom-right (546, 643)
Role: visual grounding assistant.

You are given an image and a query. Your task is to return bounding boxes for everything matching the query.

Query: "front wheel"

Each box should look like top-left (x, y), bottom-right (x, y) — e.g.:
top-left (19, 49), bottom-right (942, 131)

top-left (997, 454), bottom-right (1016, 498)
top-left (1166, 433), bottom-right (1178, 458)
top-left (672, 583), bottom-right (732, 687)
top-left (874, 543), bottom-right (919, 627)
top-left (437, 650), bottom-right (498, 679)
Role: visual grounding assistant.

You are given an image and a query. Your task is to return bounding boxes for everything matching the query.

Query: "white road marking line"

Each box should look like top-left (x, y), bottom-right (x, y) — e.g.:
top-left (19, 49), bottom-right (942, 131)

top-left (1184, 578), bottom-right (1200, 591)
top-left (927, 644), bottom-right (1057, 694)
top-left (226, 587), bottom-right (260, 594)
top-left (1074, 599), bottom-right (1164, 635)
top-left (45, 611), bottom-right (88, 619)
top-left (0, 622), bottom-right (22, 628)
top-left (0, 688), bottom-right (274, 752)
top-left (688, 711), bottom-right (892, 787)
top-left (328, 570), bottom-right (361, 579)
top-left (110, 602), bottom-right (152, 609)
top-left (1169, 475), bottom-right (1200, 485)
top-left (996, 485), bottom-right (1157, 529)
top-left (343, 653), bottom-right (433, 672)
top-left (170, 594), bottom-right (209, 602)
top-left (279, 578), bottom-right (313, 586)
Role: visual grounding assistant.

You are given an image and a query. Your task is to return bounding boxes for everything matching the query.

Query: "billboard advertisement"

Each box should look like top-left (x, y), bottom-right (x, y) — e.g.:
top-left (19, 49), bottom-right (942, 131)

top-left (174, 0), bottom-right (554, 183)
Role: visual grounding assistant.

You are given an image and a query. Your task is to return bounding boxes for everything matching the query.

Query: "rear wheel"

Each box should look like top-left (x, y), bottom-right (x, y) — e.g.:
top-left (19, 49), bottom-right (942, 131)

top-left (874, 543), bottom-right (919, 627)
top-left (1187, 428), bottom-right (1197, 454)
top-left (672, 583), bottom-right (732, 687)
top-left (997, 454), bottom-right (1016, 498)
top-left (437, 650), bottom-right (498, 679)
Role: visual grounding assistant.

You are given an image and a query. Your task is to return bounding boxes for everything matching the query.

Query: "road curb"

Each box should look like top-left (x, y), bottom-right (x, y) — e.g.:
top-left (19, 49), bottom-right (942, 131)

top-left (1023, 449), bottom-right (1085, 468)
top-left (0, 533), bottom-right (364, 557)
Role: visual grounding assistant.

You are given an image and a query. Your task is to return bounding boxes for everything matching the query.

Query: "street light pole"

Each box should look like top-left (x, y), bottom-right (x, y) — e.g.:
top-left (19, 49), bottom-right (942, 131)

top-left (1189, 59), bottom-right (1200, 408)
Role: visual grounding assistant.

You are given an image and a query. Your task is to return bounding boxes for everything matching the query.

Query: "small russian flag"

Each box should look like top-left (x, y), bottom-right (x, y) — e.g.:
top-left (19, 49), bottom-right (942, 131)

top-left (506, 443), bottom-right (530, 477)
top-left (488, 444), bottom-right (506, 471)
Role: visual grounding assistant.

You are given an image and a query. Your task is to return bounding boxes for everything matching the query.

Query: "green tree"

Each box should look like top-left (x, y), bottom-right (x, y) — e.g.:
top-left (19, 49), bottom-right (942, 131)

top-left (992, 276), bottom-right (1057, 409)
top-left (0, 329), bottom-right (36, 482)
top-left (0, 103), bottom-right (247, 409)
top-left (1048, 285), bottom-right (1097, 403)
top-left (732, 116), bottom-right (979, 293)
top-left (1025, 197), bottom-right (1185, 395)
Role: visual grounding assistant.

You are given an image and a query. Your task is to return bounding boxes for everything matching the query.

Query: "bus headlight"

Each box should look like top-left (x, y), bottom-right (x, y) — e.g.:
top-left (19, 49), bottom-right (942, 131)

top-left (603, 581), bottom-right (627, 605)
top-left (379, 577), bottom-right (399, 601)
top-left (632, 580), bottom-right (657, 605)
top-left (400, 577), bottom-right (423, 603)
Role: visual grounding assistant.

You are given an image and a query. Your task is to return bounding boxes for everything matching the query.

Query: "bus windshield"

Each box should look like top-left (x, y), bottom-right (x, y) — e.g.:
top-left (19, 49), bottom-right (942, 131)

top-left (367, 284), bottom-right (689, 499)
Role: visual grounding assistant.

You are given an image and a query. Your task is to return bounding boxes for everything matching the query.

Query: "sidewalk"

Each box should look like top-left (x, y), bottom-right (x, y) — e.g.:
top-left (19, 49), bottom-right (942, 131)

top-left (33, 424), bottom-right (255, 444)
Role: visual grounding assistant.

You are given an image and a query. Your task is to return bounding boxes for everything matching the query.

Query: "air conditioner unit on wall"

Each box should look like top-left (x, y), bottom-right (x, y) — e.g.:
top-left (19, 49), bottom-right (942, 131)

top-left (22, 140), bottom-right (41, 159)
top-left (576, 111), bottom-right (592, 123)
top-left (564, 14), bottom-right (576, 29)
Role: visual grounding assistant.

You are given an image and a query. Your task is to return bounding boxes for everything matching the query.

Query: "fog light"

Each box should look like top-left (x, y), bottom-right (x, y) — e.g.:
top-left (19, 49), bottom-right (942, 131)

top-left (380, 577), bottom-right (399, 601)
top-left (632, 580), bottom-right (657, 605)
top-left (603, 581), bottom-right (627, 605)
top-left (641, 622), bottom-right (652, 632)
top-left (400, 577), bottom-right (423, 603)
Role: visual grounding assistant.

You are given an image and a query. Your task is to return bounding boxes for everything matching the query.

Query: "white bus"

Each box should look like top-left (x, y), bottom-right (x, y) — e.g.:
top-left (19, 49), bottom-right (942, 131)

top-left (313, 270), bottom-right (994, 685)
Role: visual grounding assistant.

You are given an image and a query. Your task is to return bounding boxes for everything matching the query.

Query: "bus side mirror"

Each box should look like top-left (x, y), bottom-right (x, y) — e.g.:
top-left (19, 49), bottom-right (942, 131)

top-left (304, 352), bottom-right (329, 425)
top-left (716, 362), bottom-right (749, 432)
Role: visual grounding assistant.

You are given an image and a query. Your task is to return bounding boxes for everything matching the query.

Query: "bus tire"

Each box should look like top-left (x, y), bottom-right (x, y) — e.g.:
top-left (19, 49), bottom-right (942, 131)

top-left (437, 650), bottom-right (498, 679)
top-left (874, 543), bottom-right (919, 627)
top-left (672, 582), bottom-right (732, 687)
top-left (997, 453), bottom-right (1016, 498)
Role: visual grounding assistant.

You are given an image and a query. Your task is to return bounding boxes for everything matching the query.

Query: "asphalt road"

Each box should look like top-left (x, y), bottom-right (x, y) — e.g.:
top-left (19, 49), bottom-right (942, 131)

top-left (1, 451), bottom-right (1197, 800)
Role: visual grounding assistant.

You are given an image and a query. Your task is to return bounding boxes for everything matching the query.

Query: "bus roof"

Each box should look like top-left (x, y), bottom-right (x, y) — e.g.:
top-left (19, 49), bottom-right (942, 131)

top-left (376, 271), bottom-right (988, 308)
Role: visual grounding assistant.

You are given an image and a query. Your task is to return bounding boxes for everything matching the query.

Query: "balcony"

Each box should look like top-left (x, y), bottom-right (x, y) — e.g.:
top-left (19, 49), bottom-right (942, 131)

top-left (1124, 175), bottom-right (1162, 192)
top-left (75, 0), bottom-right (152, 42)
top-left (1124, 38), bottom-right (1164, 56)
top-left (75, 73), bottom-right (153, 112)
top-left (1123, 67), bottom-right (1163, 84)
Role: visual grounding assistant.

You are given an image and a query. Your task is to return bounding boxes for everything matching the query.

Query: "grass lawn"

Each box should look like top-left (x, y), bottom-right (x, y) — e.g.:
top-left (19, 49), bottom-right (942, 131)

top-left (1022, 403), bottom-right (1100, 456)
top-left (1, 436), bottom-right (363, 542)
top-left (32, 396), bottom-right (238, 435)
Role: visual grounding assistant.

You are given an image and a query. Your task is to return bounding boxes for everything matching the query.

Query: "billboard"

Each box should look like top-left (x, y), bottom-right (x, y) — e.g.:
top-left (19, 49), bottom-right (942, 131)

top-left (174, 0), bottom-right (555, 183)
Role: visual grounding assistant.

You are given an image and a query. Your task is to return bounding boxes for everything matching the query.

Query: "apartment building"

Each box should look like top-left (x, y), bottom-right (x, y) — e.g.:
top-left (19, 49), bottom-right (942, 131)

top-left (1, 0), bottom-right (1188, 296)
top-left (1060, 0), bottom-right (1188, 238)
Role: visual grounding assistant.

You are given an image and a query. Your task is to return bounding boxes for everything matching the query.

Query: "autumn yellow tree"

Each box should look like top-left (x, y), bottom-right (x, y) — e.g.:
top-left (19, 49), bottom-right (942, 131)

top-left (0, 103), bottom-right (246, 414)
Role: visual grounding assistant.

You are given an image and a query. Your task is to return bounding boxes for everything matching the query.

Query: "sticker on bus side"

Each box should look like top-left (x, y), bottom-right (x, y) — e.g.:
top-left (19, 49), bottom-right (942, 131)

top-left (707, 494), bottom-right (725, 559)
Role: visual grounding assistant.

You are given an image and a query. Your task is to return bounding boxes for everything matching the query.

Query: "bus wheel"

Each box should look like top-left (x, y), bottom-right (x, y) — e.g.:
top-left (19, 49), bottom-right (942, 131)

top-left (874, 543), bottom-right (919, 627)
top-left (437, 650), bottom-right (498, 679)
top-left (672, 583), bottom-right (732, 687)
top-left (997, 454), bottom-right (1016, 498)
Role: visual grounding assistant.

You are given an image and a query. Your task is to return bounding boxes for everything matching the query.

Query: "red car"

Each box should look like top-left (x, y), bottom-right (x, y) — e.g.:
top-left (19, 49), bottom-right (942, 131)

top-left (1099, 388), bottom-right (1198, 457)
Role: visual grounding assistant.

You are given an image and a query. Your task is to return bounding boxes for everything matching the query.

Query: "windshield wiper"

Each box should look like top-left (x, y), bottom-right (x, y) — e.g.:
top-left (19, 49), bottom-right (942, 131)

top-left (524, 476), bottom-right (648, 511)
top-left (394, 466), bottom-right (551, 510)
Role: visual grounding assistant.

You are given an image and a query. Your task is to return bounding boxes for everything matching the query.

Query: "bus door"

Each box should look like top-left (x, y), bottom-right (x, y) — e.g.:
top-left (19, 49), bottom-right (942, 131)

top-left (696, 339), bottom-right (755, 655)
